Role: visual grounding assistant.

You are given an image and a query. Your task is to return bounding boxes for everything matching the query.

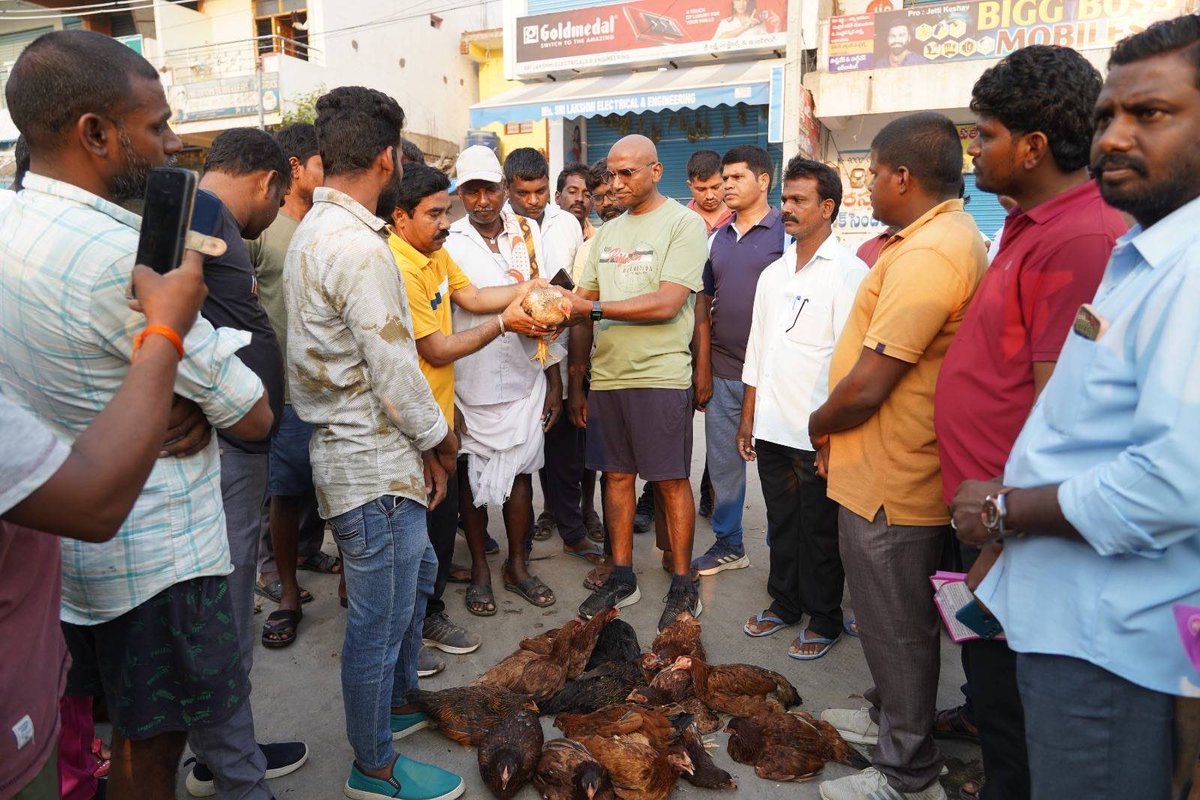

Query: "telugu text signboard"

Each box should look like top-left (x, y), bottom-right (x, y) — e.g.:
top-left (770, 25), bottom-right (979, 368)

top-left (515, 0), bottom-right (787, 76)
top-left (832, 154), bottom-right (888, 236)
top-left (828, 0), bottom-right (1182, 73)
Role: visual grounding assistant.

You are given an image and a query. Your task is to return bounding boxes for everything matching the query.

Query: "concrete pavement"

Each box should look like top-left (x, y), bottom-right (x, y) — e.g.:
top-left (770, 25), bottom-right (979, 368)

top-left (220, 416), bottom-right (982, 799)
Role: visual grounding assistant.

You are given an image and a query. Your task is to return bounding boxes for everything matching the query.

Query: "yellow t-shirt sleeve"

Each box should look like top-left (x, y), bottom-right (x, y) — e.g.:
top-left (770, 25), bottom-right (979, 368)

top-left (863, 248), bottom-right (970, 363)
top-left (446, 255), bottom-right (472, 293)
top-left (400, 263), bottom-right (442, 341)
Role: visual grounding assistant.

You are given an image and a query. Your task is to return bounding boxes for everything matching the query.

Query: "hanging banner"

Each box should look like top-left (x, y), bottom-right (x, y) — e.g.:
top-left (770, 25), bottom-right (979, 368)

top-left (828, 0), bottom-right (1184, 73)
top-left (515, 0), bottom-right (787, 76)
top-left (832, 153), bottom-right (888, 235)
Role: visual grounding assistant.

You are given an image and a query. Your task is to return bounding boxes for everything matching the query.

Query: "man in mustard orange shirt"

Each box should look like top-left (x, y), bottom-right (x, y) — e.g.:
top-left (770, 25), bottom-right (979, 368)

top-left (379, 163), bottom-right (546, 661)
top-left (808, 113), bottom-right (988, 800)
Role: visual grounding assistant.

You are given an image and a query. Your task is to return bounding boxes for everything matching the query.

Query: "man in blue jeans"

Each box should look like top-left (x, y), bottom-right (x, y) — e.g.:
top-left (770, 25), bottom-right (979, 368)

top-left (952, 16), bottom-right (1200, 800)
top-left (284, 86), bottom-right (463, 800)
top-left (691, 145), bottom-right (787, 577)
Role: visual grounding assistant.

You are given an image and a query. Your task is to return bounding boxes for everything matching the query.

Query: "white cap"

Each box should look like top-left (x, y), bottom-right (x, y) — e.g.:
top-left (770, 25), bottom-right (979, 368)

top-left (455, 145), bottom-right (503, 186)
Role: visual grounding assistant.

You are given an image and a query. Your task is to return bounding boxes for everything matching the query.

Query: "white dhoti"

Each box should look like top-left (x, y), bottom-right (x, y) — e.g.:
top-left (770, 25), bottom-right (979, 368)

top-left (459, 375), bottom-right (547, 508)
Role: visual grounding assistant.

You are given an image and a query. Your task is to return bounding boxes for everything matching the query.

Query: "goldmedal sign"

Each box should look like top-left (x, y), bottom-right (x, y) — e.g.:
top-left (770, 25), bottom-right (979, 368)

top-left (515, 0), bottom-right (788, 76)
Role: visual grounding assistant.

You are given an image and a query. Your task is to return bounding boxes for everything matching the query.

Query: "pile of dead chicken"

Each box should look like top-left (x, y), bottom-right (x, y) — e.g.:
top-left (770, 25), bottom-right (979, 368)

top-left (408, 607), bottom-right (869, 799)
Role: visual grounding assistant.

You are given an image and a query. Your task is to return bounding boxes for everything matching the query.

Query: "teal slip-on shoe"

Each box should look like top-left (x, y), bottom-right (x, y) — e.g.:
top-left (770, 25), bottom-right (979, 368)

top-left (344, 754), bottom-right (465, 800)
top-left (390, 711), bottom-right (429, 741)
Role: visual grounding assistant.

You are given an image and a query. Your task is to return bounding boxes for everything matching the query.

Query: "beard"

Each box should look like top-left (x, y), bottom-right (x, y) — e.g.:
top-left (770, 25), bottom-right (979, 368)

top-left (1093, 151), bottom-right (1200, 228)
top-left (109, 128), bottom-right (176, 202)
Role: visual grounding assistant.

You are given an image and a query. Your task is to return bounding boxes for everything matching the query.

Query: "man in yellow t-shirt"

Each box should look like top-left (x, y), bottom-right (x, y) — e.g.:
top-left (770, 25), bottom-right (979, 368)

top-left (807, 113), bottom-right (987, 800)
top-left (378, 163), bottom-right (545, 660)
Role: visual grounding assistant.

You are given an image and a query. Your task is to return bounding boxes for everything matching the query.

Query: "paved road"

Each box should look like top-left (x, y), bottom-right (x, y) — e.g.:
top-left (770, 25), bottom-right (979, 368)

top-left (210, 416), bottom-right (980, 799)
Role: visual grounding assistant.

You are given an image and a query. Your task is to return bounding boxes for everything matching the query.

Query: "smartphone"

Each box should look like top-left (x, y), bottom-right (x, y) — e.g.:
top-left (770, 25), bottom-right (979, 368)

top-left (955, 599), bottom-right (1004, 640)
top-left (136, 167), bottom-right (197, 274)
top-left (549, 267), bottom-right (575, 291)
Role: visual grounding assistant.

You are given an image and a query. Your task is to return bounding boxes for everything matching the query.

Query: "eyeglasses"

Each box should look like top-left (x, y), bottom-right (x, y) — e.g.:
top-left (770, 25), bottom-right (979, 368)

top-left (590, 191), bottom-right (615, 204)
top-left (601, 162), bottom-right (658, 183)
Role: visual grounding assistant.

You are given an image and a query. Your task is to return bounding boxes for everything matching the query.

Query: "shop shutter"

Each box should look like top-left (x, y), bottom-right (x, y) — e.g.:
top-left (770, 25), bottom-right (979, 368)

top-left (963, 174), bottom-right (1008, 239)
top-left (585, 103), bottom-right (784, 205)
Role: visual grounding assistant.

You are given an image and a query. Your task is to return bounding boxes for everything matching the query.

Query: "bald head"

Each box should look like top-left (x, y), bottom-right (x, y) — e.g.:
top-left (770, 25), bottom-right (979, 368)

top-left (606, 134), bottom-right (663, 214)
top-left (609, 134), bottom-right (658, 164)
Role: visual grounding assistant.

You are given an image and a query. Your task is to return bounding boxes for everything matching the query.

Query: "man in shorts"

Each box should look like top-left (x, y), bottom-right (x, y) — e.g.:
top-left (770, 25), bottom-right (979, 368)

top-left (566, 134), bottom-right (709, 632)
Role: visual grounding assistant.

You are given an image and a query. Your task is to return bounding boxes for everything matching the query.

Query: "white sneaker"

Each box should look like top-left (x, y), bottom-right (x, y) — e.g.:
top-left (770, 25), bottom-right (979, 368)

top-left (820, 707), bottom-right (880, 745)
top-left (819, 767), bottom-right (946, 800)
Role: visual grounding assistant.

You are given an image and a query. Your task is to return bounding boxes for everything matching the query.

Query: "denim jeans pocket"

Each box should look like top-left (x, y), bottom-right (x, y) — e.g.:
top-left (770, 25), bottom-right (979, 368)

top-left (374, 495), bottom-right (410, 519)
top-left (329, 505), bottom-right (368, 559)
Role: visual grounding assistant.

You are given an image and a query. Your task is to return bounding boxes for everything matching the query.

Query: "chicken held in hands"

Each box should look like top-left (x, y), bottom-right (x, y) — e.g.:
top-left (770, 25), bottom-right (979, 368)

top-left (521, 287), bottom-right (572, 365)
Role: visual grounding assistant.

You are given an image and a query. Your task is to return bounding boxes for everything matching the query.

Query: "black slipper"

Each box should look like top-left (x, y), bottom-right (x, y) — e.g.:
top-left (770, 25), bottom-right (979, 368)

top-left (262, 609), bottom-right (301, 648)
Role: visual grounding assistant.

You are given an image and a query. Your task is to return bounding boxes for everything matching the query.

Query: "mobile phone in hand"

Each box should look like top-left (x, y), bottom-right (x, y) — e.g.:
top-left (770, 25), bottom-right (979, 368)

top-left (549, 267), bottom-right (575, 291)
top-left (136, 167), bottom-right (197, 274)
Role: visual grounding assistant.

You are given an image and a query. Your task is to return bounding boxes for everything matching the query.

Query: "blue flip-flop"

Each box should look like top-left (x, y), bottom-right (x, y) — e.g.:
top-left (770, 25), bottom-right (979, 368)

top-left (743, 609), bottom-right (792, 637)
top-left (564, 543), bottom-right (604, 564)
top-left (788, 629), bottom-right (840, 661)
top-left (844, 617), bottom-right (860, 638)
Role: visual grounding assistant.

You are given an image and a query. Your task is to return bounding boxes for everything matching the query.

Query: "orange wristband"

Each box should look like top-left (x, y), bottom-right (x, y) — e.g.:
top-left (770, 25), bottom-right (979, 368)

top-left (132, 324), bottom-right (185, 361)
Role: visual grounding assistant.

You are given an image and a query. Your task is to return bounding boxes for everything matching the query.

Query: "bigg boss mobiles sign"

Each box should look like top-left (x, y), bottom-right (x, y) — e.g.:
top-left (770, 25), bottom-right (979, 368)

top-left (828, 0), bottom-right (1183, 73)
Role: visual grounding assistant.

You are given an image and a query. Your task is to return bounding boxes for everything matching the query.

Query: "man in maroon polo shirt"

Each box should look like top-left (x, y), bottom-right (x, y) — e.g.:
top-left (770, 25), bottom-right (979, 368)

top-left (933, 45), bottom-right (1127, 800)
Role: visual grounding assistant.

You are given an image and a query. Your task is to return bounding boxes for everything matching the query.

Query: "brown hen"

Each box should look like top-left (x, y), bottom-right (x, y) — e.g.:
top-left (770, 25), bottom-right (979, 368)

top-left (576, 734), bottom-right (694, 800)
top-left (667, 655), bottom-right (801, 716)
top-left (650, 611), bottom-right (705, 666)
top-left (534, 738), bottom-right (616, 800)
top-left (725, 714), bottom-right (825, 782)
top-left (521, 287), bottom-right (572, 365)
top-left (477, 619), bottom-right (581, 701)
top-left (554, 703), bottom-right (676, 750)
top-left (478, 708), bottom-right (543, 799)
top-left (408, 685), bottom-right (538, 747)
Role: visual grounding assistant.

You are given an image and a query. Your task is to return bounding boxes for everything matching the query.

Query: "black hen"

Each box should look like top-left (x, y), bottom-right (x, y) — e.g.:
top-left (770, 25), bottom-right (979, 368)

top-left (584, 618), bottom-right (641, 670)
top-left (541, 660), bottom-right (644, 715)
top-left (478, 708), bottom-right (543, 799)
top-left (676, 718), bottom-right (736, 790)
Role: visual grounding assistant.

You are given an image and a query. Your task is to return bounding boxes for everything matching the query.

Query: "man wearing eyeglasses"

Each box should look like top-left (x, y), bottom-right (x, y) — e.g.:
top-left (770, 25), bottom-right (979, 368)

top-left (565, 134), bottom-right (709, 632)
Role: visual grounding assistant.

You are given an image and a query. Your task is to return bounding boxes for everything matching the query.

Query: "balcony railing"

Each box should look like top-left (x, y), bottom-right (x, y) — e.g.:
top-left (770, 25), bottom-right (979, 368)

top-left (162, 34), bottom-right (322, 82)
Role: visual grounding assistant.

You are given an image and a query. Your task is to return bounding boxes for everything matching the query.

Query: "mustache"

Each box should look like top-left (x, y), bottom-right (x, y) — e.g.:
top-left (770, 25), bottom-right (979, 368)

top-left (1093, 153), bottom-right (1148, 177)
top-left (434, 230), bottom-right (449, 241)
top-left (782, 214), bottom-right (799, 224)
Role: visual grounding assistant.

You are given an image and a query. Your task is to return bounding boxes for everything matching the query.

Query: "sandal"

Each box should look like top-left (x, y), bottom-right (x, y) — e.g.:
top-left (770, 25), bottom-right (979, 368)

top-left (533, 511), bottom-right (557, 541)
top-left (744, 609), bottom-right (793, 637)
top-left (262, 608), bottom-right (302, 648)
top-left (466, 583), bottom-right (496, 617)
top-left (504, 573), bottom-right (556, 608)
top-left (933, 705), bottom-right (979, 742)
top-left (447, 563), bottom-right (472, 584)
top-left (298, 552), bottom-right (342, 574)
top-left (564, 542), bottom-right (604, 564)
top-left (255, 578), bottom-right (313, 605)
top-left (843, 617), bottom-right (860, 638)
top-left (787, 629), bottom-right (840, 661)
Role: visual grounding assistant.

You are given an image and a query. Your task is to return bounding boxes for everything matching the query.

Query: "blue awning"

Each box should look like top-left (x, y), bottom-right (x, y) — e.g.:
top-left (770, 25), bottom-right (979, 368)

top-left (469, 59), bottom-right (777, 127)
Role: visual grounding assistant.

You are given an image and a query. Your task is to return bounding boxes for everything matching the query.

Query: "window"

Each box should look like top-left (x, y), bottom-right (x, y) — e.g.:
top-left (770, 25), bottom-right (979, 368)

top-left (255, 1), bottom-right (308, 60)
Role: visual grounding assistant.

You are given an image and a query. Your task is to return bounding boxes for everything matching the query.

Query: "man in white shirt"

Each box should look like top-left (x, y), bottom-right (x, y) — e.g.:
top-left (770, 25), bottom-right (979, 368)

top-left (504, 150), bottom-right (603, 564)
top-left (737, 156), bottom-right (868, 661)
top-left (444, 146), bottom-right (567, 616)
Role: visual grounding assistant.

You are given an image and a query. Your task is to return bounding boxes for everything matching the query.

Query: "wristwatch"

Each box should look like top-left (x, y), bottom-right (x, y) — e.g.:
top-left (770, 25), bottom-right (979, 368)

top-left (980, 488), bottom-right (1015, 538)
top-left (591, 301), bottom-right (603, 322)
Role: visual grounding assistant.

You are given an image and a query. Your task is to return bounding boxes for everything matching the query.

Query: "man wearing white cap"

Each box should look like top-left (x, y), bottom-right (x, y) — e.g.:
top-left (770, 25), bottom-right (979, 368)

top-left (444, 146), bottom-right (564, 617)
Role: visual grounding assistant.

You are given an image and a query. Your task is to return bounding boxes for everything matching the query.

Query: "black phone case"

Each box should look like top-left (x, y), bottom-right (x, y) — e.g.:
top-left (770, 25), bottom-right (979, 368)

top-left (136, 167), bottom-right (197, 274)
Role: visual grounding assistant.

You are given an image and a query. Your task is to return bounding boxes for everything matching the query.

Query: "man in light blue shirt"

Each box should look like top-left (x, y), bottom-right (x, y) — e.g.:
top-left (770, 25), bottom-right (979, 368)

top-left (950, 16), bottom-right (1200, 800)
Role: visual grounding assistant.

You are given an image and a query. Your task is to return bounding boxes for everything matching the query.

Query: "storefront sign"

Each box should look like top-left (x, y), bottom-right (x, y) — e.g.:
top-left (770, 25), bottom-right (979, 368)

top-left (515, 0), bottom-right (787, 76)
top-left (832, 154), bottom-right (887, 235)
top-left (828, 0), bottom-right (1183, 73)
top-left (168, 73), bottom-right (281, 123)
top-left (957, 122), bottom-right (978, 172)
